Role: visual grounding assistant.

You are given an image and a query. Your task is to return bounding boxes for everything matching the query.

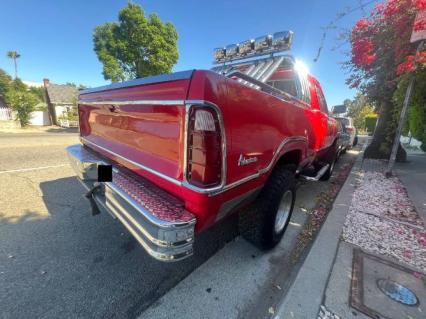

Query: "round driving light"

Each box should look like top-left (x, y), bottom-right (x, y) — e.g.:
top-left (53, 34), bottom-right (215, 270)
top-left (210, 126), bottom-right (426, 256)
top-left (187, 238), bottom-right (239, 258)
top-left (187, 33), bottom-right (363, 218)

top-left (238, 39), bottom-right (254, 55)
top-left (214, 48), bottom-right (226, 61)
top-left (254, 35), bottom-right (272, 51)
top-left (272, 31), bottom-right (293, 49)
top-left (225, 44), bottom-right (238, 58)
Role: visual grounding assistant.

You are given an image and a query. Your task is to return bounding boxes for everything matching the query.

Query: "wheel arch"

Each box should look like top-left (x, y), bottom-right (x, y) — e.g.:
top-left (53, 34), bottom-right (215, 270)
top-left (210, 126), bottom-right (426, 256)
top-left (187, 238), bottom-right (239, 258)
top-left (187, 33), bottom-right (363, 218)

top-left (274, 149), bottom-right (303, 172)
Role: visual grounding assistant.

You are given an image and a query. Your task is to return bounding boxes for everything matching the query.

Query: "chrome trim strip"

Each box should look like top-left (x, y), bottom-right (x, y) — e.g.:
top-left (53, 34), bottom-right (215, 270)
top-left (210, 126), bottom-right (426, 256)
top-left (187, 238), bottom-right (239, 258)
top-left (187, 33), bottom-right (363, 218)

top-left (80, 137), bottom-right (182, 186)
top-left (80, 70), bottom-right (194, 95)
top-left (182, 100), bottom-right (227, 194)
top-left (259, 136), bottom-right (307, 174)
top-left (217, 136), bottom-right (307, 194)
top-left (78, 99), bottom-right (185, 106)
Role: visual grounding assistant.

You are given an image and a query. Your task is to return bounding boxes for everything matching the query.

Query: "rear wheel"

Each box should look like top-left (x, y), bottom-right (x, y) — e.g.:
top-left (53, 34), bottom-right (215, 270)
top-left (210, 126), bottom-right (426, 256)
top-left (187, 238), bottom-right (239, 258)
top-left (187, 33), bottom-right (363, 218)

top-left (239, 165), bottom-right (296, 250)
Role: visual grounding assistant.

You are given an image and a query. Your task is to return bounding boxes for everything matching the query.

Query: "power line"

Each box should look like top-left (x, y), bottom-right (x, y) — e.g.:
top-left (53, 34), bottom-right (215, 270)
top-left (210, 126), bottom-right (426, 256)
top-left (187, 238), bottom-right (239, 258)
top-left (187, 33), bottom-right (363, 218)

top-left (313, 0), bottom-right (380, 62)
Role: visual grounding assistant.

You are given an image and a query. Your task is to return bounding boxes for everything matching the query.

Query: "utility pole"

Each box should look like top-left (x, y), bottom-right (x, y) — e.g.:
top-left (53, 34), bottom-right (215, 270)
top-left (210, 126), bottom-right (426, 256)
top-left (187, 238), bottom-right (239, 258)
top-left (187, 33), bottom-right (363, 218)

top-left (385, 76), bottom-right (414, 177)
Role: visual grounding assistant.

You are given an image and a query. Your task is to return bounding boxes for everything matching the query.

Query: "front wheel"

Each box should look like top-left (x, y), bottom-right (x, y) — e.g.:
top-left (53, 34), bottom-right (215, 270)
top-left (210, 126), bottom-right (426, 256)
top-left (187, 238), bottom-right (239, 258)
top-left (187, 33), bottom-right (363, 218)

top-left (239, 165), bottom-right (296, 250)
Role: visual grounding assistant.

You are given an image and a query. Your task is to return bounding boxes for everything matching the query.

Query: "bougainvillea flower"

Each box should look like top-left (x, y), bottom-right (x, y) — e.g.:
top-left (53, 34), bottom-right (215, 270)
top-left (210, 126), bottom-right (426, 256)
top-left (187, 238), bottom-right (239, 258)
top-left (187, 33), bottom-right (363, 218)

top-left (413, 19), bottom-right (426, 31)
top-left (414, 0), bottom-right (426, 10)
top-left (352, 37), bottom-right (376, 67)
top-left (396, 55), bottom-right (415, 74)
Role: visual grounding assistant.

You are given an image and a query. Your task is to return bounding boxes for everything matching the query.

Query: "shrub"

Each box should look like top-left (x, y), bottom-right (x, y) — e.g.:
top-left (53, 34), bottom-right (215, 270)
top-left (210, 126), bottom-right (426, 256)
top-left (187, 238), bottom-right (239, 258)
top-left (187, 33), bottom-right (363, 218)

top-left (5, 90), bottom-right (39, 126)
top-left (58, 107), bottom-right (78, 121)
top-left (365, 115), bottom-right (378, 135)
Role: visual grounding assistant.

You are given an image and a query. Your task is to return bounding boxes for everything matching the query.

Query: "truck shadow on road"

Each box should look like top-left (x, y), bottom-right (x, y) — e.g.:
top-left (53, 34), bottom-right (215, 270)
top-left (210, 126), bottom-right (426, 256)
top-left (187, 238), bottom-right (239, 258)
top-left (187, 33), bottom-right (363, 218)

top-left (0, 176), bottom-right (239, 319)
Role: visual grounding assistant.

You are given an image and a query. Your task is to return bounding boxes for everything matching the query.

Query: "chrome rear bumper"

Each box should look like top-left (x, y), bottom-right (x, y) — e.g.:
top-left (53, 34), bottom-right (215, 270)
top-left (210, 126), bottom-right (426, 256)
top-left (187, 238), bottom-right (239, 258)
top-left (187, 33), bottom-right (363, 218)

top-left (66, 144), bottom-right (196, 262)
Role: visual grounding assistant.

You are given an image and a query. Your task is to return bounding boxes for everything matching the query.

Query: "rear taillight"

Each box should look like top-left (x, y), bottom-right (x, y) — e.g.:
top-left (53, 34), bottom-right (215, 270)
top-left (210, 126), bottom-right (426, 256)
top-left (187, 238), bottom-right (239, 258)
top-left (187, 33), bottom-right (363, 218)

top-left (186, 106), bottom-right (223, 188)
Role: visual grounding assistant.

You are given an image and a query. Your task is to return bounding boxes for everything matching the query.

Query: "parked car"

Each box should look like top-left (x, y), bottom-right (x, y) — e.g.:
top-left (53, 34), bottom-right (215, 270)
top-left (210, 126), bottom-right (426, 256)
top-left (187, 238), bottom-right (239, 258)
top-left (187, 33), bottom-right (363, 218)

top-left (334, 117), bottom-right (352, 156)
top-left (67, 31), bottom-right (338, 261)
top-left (334, 116), bottom-right (357, 147)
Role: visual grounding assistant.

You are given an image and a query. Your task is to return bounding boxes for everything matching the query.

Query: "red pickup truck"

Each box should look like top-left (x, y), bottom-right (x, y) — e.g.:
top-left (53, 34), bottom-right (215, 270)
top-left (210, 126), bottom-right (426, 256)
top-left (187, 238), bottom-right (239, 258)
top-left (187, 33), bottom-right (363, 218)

top-left (67, 44), bottom-right (337, 261)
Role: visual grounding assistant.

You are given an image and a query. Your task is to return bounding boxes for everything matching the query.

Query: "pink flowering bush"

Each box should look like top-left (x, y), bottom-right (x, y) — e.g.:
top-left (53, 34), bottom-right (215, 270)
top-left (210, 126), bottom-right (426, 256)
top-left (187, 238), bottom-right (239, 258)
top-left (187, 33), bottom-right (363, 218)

top-left (347, 0), bottom-right (425, 160)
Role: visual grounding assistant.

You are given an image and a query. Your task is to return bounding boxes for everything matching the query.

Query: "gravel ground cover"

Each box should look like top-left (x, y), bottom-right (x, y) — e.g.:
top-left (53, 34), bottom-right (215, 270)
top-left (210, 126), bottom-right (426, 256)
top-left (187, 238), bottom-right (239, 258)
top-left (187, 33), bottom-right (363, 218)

top-left (318, 305), bottom-right (342, 319)
top-left (350, 171), bottom-right (424, 227)
top-left (343, 167), bottom-right (426, 273)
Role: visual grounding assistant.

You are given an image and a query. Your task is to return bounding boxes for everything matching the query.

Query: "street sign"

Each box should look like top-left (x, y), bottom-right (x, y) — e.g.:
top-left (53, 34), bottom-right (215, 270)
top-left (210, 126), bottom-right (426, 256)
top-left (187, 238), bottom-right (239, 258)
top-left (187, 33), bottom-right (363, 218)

top-left (410, 10), bottom-right (426, 43)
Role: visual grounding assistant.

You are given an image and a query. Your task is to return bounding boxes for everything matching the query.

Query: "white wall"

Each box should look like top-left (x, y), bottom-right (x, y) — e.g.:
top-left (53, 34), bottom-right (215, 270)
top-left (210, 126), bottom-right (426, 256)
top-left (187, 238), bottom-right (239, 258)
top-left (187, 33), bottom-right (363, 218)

top-left (55, 105), bottom-right (68, 119)
top-left (29, 111), bottom-right (51, 126)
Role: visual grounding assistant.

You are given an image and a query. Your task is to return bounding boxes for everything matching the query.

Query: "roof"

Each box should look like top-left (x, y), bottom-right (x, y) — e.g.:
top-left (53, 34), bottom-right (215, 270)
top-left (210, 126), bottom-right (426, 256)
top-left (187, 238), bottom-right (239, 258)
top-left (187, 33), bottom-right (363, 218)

top-left (46, 84), bottom-right (79, 104)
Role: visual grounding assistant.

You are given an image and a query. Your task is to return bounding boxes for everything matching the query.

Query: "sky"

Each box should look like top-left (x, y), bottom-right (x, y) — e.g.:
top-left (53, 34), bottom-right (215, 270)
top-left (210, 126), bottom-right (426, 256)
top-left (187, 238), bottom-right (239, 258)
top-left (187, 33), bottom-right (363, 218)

top-left (0, 0), bottom-right (376, 107)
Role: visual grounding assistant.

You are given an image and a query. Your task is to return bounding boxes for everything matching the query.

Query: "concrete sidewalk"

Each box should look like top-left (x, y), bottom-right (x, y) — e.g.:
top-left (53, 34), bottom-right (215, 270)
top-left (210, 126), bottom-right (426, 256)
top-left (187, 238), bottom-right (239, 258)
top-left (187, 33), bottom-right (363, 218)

top-left (396, 153), bottom-right (426, 225)
top-left (276, 150), bottom-right (426, 319)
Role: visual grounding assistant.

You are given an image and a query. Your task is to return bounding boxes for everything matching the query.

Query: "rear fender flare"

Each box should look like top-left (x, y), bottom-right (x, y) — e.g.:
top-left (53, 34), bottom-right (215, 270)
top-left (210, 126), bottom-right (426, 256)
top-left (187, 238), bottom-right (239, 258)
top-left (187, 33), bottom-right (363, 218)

top-left (266, 137), bottom-right (308, 176)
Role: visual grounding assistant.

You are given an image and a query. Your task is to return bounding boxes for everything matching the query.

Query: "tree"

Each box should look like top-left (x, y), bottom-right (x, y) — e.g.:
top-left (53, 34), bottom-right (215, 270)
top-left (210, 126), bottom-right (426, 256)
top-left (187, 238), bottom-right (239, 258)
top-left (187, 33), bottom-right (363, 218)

top-left (65, 82), bottom-right (87, 90)
top-left (28, 86), bottom-right (45, 102)
top-left (346, 0), bottom-right (426, 161)
top-left (1, 69), bottom-right (41, 127)
top-left (7, 51), bottom-right (21, 79)
top-left (346, 93), bottom-right (376, 131)
top-left (0, 68), bottom-right (13, 96)
top-left (93, 3), bottom-right (179, 82)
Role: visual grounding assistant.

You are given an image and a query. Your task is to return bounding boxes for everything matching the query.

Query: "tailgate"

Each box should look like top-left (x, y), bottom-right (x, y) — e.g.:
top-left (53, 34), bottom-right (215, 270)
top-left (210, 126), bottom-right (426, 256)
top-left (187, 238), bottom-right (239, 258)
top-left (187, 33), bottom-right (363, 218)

top-left (78, 71), bottom-right (193, 183)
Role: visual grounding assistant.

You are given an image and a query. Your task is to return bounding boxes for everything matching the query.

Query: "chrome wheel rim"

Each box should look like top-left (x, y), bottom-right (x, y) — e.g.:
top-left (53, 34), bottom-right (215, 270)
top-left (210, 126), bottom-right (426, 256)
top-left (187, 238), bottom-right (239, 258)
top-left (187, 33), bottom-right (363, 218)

top-left (274, 190), bottom-right (293, 234)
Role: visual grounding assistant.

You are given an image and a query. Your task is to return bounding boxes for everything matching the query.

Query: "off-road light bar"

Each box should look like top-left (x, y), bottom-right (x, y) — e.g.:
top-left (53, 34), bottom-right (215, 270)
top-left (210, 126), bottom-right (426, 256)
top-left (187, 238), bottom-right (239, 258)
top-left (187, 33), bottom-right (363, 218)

top-left (213, 30), bottom-right (293, 64)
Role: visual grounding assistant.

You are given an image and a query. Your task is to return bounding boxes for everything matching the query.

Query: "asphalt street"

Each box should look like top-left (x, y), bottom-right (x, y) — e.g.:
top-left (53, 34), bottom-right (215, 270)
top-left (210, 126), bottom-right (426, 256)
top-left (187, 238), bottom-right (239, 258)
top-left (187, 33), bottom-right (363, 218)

top-left (0, 132), bottom-right (361, 319)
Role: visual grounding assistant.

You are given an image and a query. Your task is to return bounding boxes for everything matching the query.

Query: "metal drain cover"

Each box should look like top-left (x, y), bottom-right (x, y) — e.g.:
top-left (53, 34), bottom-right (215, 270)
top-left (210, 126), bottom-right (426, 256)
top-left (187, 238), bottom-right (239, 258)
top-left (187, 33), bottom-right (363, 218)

top-left (350, 249), bottom-right (424, 319)
top-left (377, 279), bottom-right (418, 306)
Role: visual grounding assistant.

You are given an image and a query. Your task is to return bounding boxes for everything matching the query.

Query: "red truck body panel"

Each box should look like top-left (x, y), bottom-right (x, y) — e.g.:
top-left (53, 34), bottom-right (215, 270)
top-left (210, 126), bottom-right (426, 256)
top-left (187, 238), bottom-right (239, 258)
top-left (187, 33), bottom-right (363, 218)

top-left (78, 69), bottom-right (336, 232)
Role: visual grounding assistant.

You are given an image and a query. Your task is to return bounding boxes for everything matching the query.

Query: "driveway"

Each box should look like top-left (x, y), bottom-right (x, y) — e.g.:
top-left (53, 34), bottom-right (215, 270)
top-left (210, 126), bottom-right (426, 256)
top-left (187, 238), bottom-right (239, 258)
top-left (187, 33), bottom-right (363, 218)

top-left (0, 132), bottom-right (361, 319)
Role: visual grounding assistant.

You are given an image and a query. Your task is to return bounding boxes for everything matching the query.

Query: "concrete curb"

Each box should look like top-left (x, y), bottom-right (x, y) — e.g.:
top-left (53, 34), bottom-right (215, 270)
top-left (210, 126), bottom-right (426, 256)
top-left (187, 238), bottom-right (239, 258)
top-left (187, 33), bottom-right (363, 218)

top-left (275, 146), bottom-right (366, 319)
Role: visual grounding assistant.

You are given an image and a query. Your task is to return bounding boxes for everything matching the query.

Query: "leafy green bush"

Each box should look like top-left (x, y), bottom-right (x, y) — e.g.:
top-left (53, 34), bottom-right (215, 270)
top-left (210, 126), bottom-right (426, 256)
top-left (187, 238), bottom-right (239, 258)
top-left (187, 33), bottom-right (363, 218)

top-left (5, 90), bottom-right (39, 126)
top-left (58, 107), bottom-right (78, 121)
top-left (34, 103), bottom-right (47, 112)
top-left (365, 115), bottom-right (378, 135)
top-left (393, 70), bottom-right (426, 152)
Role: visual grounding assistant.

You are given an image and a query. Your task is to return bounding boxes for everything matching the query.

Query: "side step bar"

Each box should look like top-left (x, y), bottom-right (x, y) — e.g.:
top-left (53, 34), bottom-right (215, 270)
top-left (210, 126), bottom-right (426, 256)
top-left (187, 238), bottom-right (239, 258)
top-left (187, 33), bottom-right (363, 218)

top-left (300, 164), bottom-right (330, 181)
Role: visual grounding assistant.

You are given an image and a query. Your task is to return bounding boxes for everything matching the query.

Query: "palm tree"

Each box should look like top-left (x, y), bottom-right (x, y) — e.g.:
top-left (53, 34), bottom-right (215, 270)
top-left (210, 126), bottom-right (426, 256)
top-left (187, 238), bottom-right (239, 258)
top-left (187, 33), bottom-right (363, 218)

top-left (7, 51), bottom-right (21, 79)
